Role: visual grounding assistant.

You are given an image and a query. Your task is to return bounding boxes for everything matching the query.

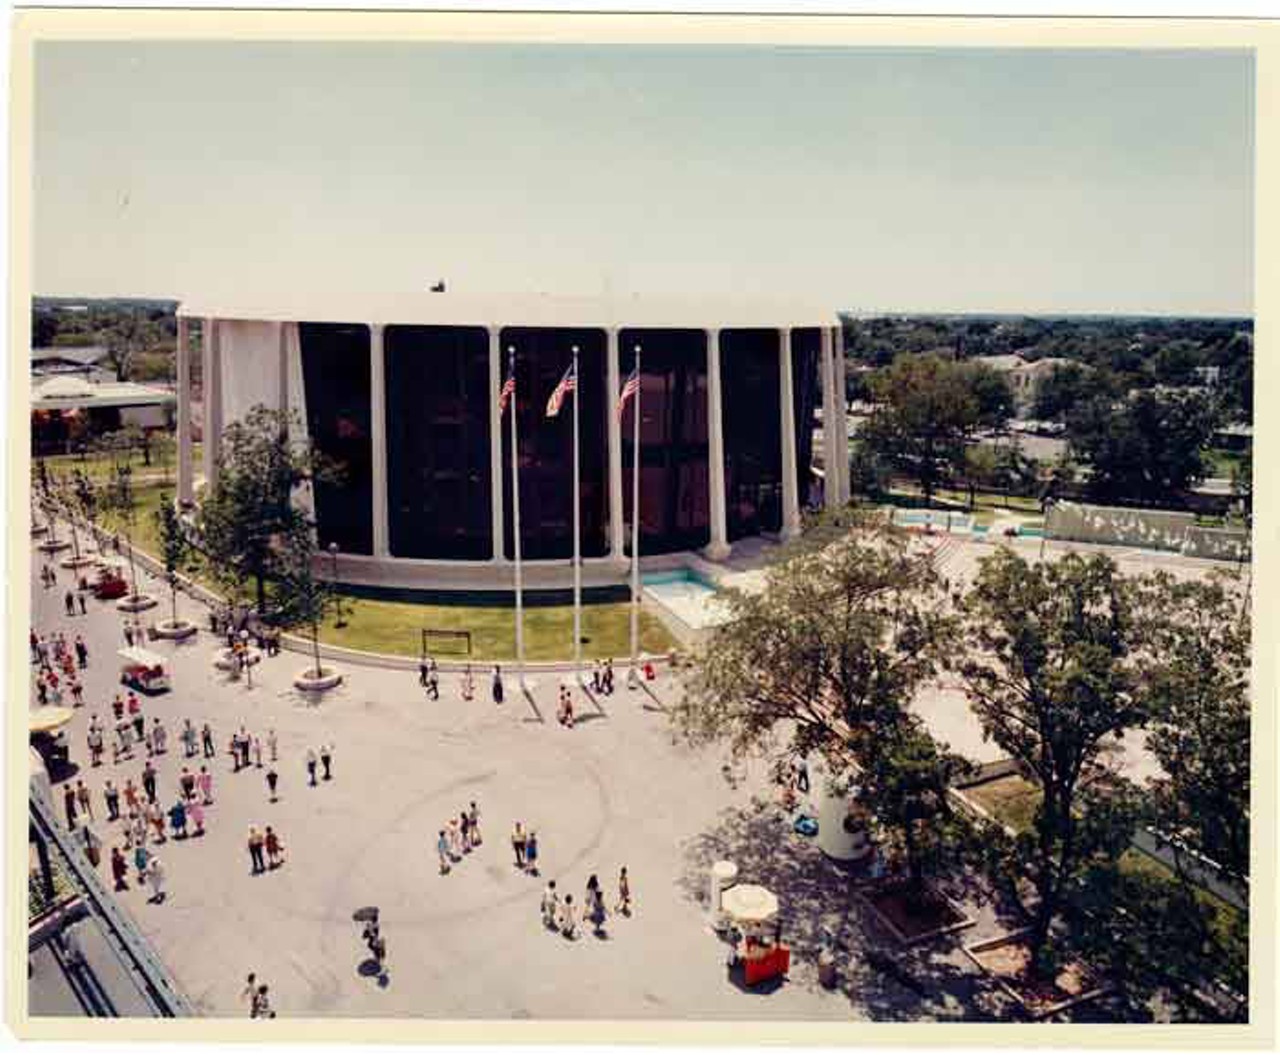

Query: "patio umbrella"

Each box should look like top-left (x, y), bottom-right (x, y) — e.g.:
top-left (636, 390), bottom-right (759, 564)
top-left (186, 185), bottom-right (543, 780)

top-left (29, 707), bottom-right (75, 735)
top-left (720, 884), bottom-right (779, 925)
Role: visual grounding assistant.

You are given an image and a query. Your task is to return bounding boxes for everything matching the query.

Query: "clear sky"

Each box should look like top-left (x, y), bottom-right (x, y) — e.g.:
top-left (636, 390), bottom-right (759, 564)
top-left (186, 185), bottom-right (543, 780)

top-left (32, 42), bottom-right (1254, 316)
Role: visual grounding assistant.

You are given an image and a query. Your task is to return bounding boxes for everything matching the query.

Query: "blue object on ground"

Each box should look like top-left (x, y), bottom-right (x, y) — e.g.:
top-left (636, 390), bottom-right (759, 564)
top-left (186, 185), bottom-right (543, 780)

top-left (793, 816), bottom-right (819, 837)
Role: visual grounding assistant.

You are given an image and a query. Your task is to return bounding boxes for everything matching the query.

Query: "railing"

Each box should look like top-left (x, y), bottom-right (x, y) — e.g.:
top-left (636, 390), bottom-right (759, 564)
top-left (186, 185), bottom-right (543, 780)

top-left (28, 783), bottom-right (195, 1017)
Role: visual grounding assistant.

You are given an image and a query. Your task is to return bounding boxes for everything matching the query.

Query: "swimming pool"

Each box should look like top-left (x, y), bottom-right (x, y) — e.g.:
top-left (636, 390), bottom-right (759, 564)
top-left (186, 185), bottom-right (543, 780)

top-left (891, 509), bottom-right (975, 533)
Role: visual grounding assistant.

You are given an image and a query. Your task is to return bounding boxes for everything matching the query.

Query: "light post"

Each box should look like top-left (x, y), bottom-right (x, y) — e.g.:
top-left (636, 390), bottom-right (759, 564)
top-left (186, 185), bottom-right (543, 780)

top-left (328, 542), bottom-right (347, 629)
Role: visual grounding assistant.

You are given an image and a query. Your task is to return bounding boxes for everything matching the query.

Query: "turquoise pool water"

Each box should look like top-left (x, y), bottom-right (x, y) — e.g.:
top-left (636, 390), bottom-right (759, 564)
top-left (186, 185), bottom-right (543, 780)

top-left (641, 569), bottom-right (718, 589)
top-left (892, 509), bottom-right (975, 532)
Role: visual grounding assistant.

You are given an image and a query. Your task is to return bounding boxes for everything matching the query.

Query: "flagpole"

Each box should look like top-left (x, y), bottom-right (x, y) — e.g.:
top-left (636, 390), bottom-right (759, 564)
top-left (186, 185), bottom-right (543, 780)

top-left (508, 345), bottom-right (525, 687)
top-left (571, 345), bottom-right (582, 684)
top-left (629, 344), bottom-right (641, 688)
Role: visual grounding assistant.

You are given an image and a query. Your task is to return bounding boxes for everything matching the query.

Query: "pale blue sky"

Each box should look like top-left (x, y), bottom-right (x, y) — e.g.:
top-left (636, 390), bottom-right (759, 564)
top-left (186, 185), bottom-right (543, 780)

top-left (33, 43), bottom-right (1254, 315)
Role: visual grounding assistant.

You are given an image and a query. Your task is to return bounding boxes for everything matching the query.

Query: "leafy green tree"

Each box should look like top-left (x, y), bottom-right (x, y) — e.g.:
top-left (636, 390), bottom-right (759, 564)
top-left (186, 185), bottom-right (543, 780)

top-left (847, 439), bottom-right (892, 501)
top-left (98, 307), bottom-right (159, 382)
top-left (104, 464), bottom-right (143, 603)
top-left (673, 512), bottom-right (964, 898)
top-left (962, 444), bottom-right (999, 510)
top-left (960, 362), bottom-right (1014, 429)
top-left (960, 550), bottom-right (1148, 973)
top-left (861, 355), bottom-right (981, 505)
top-left (1032, 363), bottom-right (1116, 421)
top-left (195, 405), bottom-right (335, 612)
top-left (1149, 340), bottom-right (1205, 387)
top-left (272, 521), bottom-right (337, 678)
top-left (154, 494), bottom-right (193, 626)
top-left (1066, 389), bottom-right (1219, 503)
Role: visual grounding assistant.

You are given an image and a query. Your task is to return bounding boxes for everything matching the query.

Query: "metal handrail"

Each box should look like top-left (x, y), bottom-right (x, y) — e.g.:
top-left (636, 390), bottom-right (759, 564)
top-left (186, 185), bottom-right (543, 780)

top-left (28, 783), bottom-right (195, 1017)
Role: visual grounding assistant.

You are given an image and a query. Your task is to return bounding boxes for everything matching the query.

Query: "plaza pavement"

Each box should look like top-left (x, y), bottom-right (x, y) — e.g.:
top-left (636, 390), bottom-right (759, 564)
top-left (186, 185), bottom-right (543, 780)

top-left (28, 531), bottom-right (1229, 1021)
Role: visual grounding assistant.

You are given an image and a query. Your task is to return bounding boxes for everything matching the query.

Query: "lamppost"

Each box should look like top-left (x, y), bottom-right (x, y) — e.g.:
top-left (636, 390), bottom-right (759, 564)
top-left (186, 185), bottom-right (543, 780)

top-left (328, 542), bottom-right (347, 628)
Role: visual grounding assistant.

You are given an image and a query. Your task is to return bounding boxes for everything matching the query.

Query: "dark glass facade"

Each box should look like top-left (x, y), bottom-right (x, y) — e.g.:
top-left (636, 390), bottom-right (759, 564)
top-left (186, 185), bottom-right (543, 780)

top-left (791, 328), bottom-right (822, 509)
top-left (721, 330), bottom-right (783, 540)
top-left (299, 322), bottom-right (373, 554)
top-left (386, 326), bottom-right (493, 560)
top-left (501, 328), bottom-right (608, 561)
top-left (619, 329), bottom-right (710, 554)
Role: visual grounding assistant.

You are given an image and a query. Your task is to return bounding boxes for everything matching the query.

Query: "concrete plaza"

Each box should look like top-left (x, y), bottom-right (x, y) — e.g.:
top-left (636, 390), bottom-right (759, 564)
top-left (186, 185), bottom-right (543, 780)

top-left (28, 531), bottom-right (1231, 1020)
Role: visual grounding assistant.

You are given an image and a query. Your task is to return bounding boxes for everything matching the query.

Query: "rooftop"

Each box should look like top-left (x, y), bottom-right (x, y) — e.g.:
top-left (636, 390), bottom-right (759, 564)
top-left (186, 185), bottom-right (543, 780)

top-left (32, 376), bottom-right (174, 410)
top-left (177, 291), bottom-right (837, 330)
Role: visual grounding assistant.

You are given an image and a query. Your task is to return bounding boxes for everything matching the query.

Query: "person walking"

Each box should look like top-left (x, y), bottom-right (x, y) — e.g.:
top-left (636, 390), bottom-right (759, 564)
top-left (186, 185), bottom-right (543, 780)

top-left (188, 798), bottom-right (205, 837)
top-left (147, 800), bottom-right (167, 844)
top-left (266, 767), bottom-right (278, 802)
top-left (75, 780), bottom-right (93, 821)
top-left (248, 826), bottom-right (266, 875)
top-left (793, 754), bottom-right (810, 794)
top-left (492, 665), bottom-right (504, 705)
top-left (437, 830), bottom-right (451, 875)
top-left (142, 761), bottom-right (158, 804)
top-left (65, 590), bottom-right (76, 617)
top-left (251, 984), bottom-right (276, 1019)
top-left (63, 784), bottom-right (78, 829)
top-left (267, 728), bottom-right (278, 763)
top-left (426, 662), bottom-right (439, 701)
top-left (511, 821), bottom-right (527, 870)
top-left (146, 855), bottom-right (166, 903)
top-left (253, 737), bottom-right (263, 769)
top-left (320, 744), bottom-right (333, 781)
top-left (78, 592), bottom-right (87, 616)
top-left (152, 719), bottom-right (168, 756)
top-left (468, 801), bottom-right (482, 847)
top-left (201, 722), bottom-right (215, 759)
top-left (541, 880), bottom-right (559, 929)
top-left (524, 830), bottom-right (539, 876)
top-left (124, 623), bottom-right (135, 648)
top-left (74, 636), bottom-right (88, 669)
top-left (306, 748), bottom-right (318, 787)
top-left (264, 826), bottom-right (283, 869)
top-left (123, 778), bottom-right (139, 814)
top-left (181, 719), bottom-right (197, 759)
top-left (133, 842), bottom-right (150, 886)
top-left (460, 810), bottom-right (472, 853)
top-left (586, 875), bottom-right (607, 936)
top-left (132, 707), bottom-right (146, 745)
top-left (419, 656), bottom-right (429, 689)
top-left (104, 780), bottom-right (120, 821)
top-left (241, 973), bottom-right (258, 1015)
top-left (604, 658), bottom-right (615, 695)
top-left (560, 894), bottom-right (577, 939)
top-left (460, 664), bottom-right (474, 702)
top-left (87, 724), bottom-right (104, 767)
top-left (70, 679), bottom-right (85, 708)
top-left (168, 797), bottom-right (187, 839)
top-left (110, 846), bottom-right (129, 891)
top-left (617, 866), bottom-right (632, 915)
top-left (198, 766), bottom-right (214, 805)
top-left (446, 818), bottom-right (461, 860)
top-left (179, 767), bottom-right (196, 801)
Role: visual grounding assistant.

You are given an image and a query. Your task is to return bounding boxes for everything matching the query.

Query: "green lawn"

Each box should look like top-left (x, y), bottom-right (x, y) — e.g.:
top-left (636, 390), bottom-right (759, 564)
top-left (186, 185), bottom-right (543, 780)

top-left (37, 442), bottom-right (198, 484)
top-left (315, 596), bottom-right (676, 662)
top-left (1202, 447), bottom-right (1244, 479)
top-left (88, 482), bottom-right (678, 662)
top-left (964, 774), bottom-right (1042, 833)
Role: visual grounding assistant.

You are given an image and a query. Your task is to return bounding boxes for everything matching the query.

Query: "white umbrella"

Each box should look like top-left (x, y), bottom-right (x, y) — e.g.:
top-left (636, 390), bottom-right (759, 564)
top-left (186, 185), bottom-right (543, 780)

top-left (720, 883), bottom-right (779, 925)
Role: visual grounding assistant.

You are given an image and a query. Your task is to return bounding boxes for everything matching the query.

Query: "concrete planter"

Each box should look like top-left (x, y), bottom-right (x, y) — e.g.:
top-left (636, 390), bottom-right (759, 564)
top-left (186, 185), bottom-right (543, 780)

top-left (116, 593), bottom-right (158, 613)
top-left (30, 524), bottom-right (48, 537)
top-left (59, 553), bottom-right (98, 570)
top-left (153, 619), bottom-right (198, 641)
top-left (859, 879), bottom-right (977, 947)
top-left (962, 930), bottom-right (1111, 1020)
top-left (214, 647), bottom-right (262, 671)
top-left (293, 666), bottom-right (343, 693)
top-left (37, 539), bottom-right (70, 554)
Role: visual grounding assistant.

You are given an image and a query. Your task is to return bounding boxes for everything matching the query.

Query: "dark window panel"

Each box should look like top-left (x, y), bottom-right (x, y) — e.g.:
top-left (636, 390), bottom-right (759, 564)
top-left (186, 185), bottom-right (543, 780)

top-left (386, 326), bottom-right (492, 560)
top-left (791, 328), bottom-right (822, 509)
top-left (299, 322), bottom-right (373, 555)
top-left (721, 329), bottom-right (783, 540)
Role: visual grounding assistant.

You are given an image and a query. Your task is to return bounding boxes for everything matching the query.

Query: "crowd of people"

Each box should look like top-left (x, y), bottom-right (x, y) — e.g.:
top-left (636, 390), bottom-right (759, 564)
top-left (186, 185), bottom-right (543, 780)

top-left (436, 801), bottom-right (483, 874)
top-left (540, 867), bottom-right (632, 940)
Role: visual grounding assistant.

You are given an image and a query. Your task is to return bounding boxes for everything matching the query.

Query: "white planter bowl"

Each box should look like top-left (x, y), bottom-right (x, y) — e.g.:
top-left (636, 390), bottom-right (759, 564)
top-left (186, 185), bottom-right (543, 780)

top-left (293, 666), bottom-right (343, 693)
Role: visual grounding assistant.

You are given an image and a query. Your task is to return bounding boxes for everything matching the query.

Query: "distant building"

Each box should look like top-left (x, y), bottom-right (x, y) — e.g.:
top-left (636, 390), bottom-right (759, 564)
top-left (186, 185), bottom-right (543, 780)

top-left (31, 346), bottom-right (112, 383)
top-left (31, 374), bottom-right (174, 455)
top-left (972, 353), bottom-right (1075, 417)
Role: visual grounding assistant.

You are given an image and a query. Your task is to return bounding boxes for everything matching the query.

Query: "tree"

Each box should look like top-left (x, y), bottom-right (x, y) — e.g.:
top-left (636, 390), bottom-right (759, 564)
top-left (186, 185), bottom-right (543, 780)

top-left (1149, 339), bottom-right (1205, 387)
top-left (1066, 389), bottom-right (1219, 504)
top-left (962, 444), bottom-right (999, 510)
top-left (1131, 570), bottom-right (1250, 884)
top-left (98, 307), bottom-right (158, 382)
top-left (104, 464), bottom-right (143, 603)
top-left (154, 495), bottom-right (193, 627)
top-left (960, 362), bottom-right (1014, 430)
top-left (195, 405), bottom-right (335, 612)
top-left (960, 550), bottom-right (1148, 974)
top-left (1032, 363), bottom-right (1115, 422)
top-left (272, 521), bottom-right (337, 678)
top-left (861, 355), bottom-right (981, 505)
top-left (672, 511), bottom-right (965, 898)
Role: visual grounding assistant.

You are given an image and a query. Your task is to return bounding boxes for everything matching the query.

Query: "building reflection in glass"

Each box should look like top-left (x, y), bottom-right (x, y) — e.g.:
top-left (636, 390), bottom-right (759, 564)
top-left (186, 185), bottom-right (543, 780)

top-left (299, 322), bottom-right (373, 554)
top-left (501, 328), bottom-right (608, 561)
top-left (721, 329), bottom-right (783, 540)
top-left (385, 325), bottom-right (493, 560)
top-left (619, 329), bottom-right (710, 555)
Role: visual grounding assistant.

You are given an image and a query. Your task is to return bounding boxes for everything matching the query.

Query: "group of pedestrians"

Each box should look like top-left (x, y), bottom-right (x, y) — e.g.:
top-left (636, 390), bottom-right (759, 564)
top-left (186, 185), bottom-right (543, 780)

top-left (436, 801), bottom-right (483, 874)
top-left (418, 659), bottom-right (500, 706)
top-left (31, 630), bottom-right (90, 709)
top-left (540, 867), bottom-right (632, 940)
top-left (509, 820), bottom-right (540, 876)
top-left (242, 973), bottom-right (276, 1019)
top-left (587, 659), bottom-right (617, 695)
top-left (247, 824), bottom-right (285, 874)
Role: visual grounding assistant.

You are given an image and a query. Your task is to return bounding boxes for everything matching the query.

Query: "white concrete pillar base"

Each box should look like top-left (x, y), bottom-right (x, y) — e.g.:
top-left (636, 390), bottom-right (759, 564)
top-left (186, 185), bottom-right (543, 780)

top-left (702, 541), bottom-right (732, 563)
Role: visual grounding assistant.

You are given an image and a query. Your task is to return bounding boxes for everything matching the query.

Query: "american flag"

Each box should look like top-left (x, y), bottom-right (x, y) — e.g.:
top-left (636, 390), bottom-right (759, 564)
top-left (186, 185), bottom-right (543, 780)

top-left (498, 374), bottom-right (515, 415)
top-left (545, 364), bottom-right (577, 418)
top-left (616, 368), bottom-right (640, 420)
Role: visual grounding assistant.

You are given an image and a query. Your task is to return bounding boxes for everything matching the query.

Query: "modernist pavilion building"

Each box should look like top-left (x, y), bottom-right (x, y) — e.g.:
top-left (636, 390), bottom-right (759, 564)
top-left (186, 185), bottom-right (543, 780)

top-left (173, 294), bottom-right (849, 588)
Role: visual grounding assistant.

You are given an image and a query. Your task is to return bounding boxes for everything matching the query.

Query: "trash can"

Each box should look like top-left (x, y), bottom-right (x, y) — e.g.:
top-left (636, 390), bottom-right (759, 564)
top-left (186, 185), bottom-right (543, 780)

top-left (708, 860), bottom-right (738, 930)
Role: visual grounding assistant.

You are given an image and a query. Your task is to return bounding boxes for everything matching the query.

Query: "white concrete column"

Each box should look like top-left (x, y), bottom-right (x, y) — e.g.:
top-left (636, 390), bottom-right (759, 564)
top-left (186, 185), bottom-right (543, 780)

top-left (369, 324), bottom-right (390, 558)
top-left (705, 328), bottom-right (731, 561)
top-left (833, 325), bottom-right (849, 504)
top-left (779, 327), bottom-right (801, 539)
top-left (201, 318), bottom-right (223, 491)
top-left (606, 327), bottom-right (626, 566)
top-left (277, 321), bottom-right (289, 416)
top-left (176, 315), bottom-right (193, 506)
top-left (820, 325), bottom-right (838, 510)
top-left (488, 326), bottom-right (505, 562)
